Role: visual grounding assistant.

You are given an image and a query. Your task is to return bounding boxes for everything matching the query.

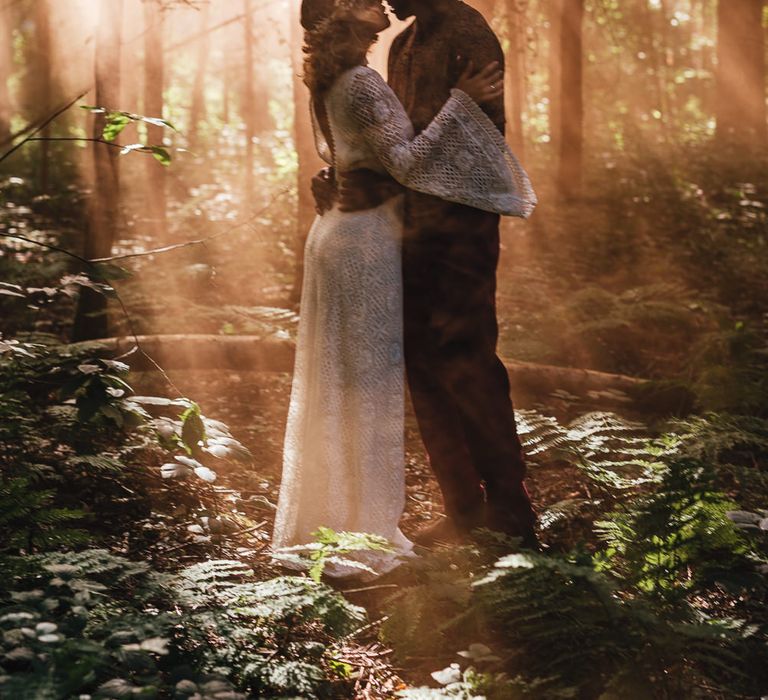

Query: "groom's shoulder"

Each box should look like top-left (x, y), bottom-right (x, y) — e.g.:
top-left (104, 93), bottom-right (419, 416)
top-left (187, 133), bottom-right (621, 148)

top-left (450, 2), bottom-right (502, 51)
top-left (390, 21), bottom-right (413, 54)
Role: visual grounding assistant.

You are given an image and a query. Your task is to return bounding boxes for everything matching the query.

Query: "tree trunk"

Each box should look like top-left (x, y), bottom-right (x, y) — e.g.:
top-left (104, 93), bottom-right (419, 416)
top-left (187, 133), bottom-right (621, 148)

top-left (143, 0), bottom-right (167, 241)
top-left (242, 0), bottom-right (256, 209)
top-left (34, 0), bottom-right (52, 192)
top-left (72, 0), bottom-right (124, 342)
top-left (548, 0), bottom-right (562, 156)
top-left (469, 0), bottom-right (494, 22)
top-left (289, 0), bottom-right (323, 304)
top-left (556, 0), bottom-right (584, 200)
top-left (188, 3), bottom-right (211, 153)
top-left (715, 0), bottom-right (766, 147)
top-left (0, 4), bottom-right (13, 145)
top-left (74, 333), bottom-right (652, 411)
top-left (504, 0), bottom-right (526, 156)
top-left (222, 58), bottom-right (231, 124)
top-left (120, 0), bottom-right (142, 115)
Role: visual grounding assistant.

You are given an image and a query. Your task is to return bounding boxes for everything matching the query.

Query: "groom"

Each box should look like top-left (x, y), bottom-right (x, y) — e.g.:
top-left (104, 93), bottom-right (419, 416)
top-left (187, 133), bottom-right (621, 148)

top-left (316, 0), bottom-right (537, 548)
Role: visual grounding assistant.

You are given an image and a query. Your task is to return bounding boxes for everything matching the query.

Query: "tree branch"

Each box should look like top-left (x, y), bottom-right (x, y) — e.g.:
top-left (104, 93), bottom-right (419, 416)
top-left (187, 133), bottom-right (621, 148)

top-left (0, 89), bottom-right (90, 163)
top-left (90, 188), bottom-right (293, 262)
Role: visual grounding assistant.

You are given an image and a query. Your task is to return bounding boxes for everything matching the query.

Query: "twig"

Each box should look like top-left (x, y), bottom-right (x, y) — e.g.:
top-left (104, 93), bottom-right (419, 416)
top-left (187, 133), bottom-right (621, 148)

top-left (1, 233), bottom-right (91, 266)
top-left (0, 232), bottom-right (184, 397)
top-left (25, 137), bottom-right (162, 156)
top-left (0, 90), bottom-right (90, 164)
top-left (91, 188), bottom-right (293, 262)
top-left (237, 520), bottom-right (268, 537)
top-left (344, 615), bottom-right (390, 640)
top-left (342, 583), bottom-right (400, 594)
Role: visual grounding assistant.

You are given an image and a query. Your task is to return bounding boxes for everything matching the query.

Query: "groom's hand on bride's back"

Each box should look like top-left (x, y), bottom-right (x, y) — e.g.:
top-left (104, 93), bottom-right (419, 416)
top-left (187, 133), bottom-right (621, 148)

top-left (338, 169), bottom-right (404, 212)
top-left (311, 167), bottom-right (338, 215)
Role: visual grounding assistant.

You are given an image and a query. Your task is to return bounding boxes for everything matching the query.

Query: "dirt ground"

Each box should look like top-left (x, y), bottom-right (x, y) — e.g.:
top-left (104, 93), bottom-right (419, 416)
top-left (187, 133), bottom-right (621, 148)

top-left (132, 368), bottom-right (595, 553)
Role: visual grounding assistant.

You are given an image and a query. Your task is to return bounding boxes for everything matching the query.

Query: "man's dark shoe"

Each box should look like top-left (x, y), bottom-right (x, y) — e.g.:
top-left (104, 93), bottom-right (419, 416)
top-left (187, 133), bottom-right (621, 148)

top-left (411, 516), bottom-right (467, 548)
top-left (485, 500), bottom-right (540, 551)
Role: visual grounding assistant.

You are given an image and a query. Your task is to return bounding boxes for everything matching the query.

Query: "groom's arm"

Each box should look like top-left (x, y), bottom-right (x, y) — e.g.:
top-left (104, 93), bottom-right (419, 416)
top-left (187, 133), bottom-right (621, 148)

top-left (450, 14), bottom-right (506, 135)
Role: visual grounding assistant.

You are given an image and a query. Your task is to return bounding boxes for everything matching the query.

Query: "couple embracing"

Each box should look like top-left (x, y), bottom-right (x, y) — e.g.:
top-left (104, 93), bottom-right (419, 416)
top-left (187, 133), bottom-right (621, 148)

top-left (272, 0), bottom-right (538, 578)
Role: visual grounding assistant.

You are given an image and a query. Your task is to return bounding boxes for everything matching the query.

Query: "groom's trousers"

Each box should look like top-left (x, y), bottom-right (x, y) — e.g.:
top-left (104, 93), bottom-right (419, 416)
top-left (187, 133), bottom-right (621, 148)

top-left (402, 193), bottom-right (536, 534)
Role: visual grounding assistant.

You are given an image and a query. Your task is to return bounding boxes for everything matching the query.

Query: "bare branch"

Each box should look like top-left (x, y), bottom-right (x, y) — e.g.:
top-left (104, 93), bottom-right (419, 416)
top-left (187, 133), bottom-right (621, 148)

top-left (0, 89), bottom-right (90, 161)
top-left (90, 188), bottom-right (293, 262)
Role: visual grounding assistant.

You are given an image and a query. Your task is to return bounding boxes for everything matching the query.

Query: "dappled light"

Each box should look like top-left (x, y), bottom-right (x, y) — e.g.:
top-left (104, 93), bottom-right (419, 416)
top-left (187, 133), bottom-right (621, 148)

top-left (1, 0), bottom-right (768, 697)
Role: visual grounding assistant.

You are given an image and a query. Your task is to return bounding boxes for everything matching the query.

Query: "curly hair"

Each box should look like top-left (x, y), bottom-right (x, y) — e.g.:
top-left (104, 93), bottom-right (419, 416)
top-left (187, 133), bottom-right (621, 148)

top-left (301, 0), bottom-right (379, 96)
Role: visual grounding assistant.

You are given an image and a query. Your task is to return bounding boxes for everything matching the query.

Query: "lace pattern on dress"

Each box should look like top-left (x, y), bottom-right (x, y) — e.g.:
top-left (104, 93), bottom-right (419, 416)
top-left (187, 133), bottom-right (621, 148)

top-left (335, 66), bottom-right (536, 217)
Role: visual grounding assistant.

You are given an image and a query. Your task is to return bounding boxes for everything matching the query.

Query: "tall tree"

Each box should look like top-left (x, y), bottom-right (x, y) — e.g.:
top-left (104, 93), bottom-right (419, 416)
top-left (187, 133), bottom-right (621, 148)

top-left (72, 0), bottom-right (124, 341)
top-left (0, 4), bottom-right (13, 146)
top-left (242, 0), bottom-right (256, 209)
top-left (470, 0), bottom-right (494, 21)
top-left (548, 0), bottom-right (562, 155)
top-left (289, 0), bottom-right (323, 304)
top-left (715, 0), bottom-right (766, 147)
top-left (188, 3), bottom-right (211, 153)
top-left (556, 0), bottom-right (584, 199)
top-left (504, 0), bottom-right (526, 155)
top-left (120, 0), bottom-right (142, 115)
top-left (33, 0), bottom-right (52, 192)
top-left (143, 0), bottom-right (167, 240)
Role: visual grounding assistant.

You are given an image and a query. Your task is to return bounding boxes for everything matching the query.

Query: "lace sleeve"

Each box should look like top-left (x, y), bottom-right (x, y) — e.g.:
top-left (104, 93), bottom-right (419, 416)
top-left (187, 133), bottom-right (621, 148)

top-left (345, 67), bottom-right (536, 218)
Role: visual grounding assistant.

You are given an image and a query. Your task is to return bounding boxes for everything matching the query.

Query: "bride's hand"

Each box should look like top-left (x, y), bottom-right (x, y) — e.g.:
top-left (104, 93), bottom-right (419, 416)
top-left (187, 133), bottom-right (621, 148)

top-left (455, 60), bottom-right (504, 105)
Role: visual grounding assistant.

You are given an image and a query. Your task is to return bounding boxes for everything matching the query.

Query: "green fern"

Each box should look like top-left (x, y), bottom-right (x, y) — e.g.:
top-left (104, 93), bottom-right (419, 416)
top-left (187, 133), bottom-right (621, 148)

top-left (663, 413), bottom-right (768, 507)
top-left (0, 476), bottom-right (88, 556)
top-left (516, 409), bottom-right (662, 490)
top-left (595, 458), bottom-right (762, 600)
top-left (0, 551), bottom-right (367, 699)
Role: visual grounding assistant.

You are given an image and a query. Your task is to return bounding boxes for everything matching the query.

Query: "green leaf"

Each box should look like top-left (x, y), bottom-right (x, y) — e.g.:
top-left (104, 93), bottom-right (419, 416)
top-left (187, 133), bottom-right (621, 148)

top-left (119, 143), bottom-right (147, 156)
top-left (160, 461), bottom-right (192, 479)
top-left (180, 405), bottom-right (205, 452)
top-left (150, 146), bottom-right (171, 166)
top-left (102, 113), bottom-right (131, 142)
top-left (194, 466), bottom-right (217, 483)
top-left (141, 116), bottom-right (177, 131)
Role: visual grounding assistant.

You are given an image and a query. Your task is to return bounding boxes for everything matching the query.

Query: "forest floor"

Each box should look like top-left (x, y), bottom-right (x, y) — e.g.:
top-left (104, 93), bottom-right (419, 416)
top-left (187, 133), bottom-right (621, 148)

top-left (130, 367), bottom-right (597, 691)
top-left (5, 160), bottom-right (767, 696)
top-left (134, 368), bottom-right (593, 543)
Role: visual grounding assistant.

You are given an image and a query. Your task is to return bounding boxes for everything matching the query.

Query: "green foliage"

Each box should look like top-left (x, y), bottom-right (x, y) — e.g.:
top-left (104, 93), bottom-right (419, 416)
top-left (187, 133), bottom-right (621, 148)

top-left (687, 322), bottom-right (768, 415)
top-left (0, 338), bottom-right (254, 559)
top-left (80, 105), bottom-right (176, 166)
top-left (517, 409), bottom-right (662, 490)
top-left (664, 413), bottom-right (768, 509)
top-left (0, 476), bottom-right (88, 555)
top-left (383, 413), bottom-right (768, 699)
top-left (0, 552), bottom-right (365, 699)
top-left (595, 458), bottom-right (760, 600)
top-left (272, 526), bottom-right (396, 582)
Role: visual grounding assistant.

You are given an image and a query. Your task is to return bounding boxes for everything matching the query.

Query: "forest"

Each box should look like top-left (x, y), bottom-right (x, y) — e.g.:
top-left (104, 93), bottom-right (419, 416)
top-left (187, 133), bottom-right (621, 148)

top-left (1, 0), bottom-right (767, 697)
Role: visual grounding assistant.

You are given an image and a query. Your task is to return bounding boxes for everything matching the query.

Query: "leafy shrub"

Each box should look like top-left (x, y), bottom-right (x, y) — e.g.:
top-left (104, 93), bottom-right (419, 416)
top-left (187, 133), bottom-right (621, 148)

top-left (0, 552), bottom-right (365, 699)
top-left (383, 414), bottom-right (768, 699)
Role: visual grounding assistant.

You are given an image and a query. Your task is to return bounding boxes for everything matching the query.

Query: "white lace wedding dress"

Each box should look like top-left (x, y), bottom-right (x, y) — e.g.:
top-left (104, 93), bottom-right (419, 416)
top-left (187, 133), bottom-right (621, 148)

top-left (271, 65), bottom-right (536, 579)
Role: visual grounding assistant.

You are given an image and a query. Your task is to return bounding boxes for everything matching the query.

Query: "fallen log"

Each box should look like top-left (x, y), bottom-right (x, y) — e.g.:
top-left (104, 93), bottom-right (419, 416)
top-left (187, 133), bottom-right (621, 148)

top-left (74, 334), bottom-right (296, 374)
top-left (70, 334), bottom-right (658, 410)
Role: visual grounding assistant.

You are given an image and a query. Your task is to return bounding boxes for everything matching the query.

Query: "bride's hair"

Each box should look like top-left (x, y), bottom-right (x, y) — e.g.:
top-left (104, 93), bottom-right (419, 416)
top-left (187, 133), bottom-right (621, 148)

top-left (301, 0), bottom-right (379, 96)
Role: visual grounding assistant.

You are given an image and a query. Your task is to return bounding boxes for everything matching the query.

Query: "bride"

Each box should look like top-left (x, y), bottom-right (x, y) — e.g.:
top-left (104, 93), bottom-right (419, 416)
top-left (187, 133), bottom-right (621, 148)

top-left (271, 0), bottom-right (536, 578)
